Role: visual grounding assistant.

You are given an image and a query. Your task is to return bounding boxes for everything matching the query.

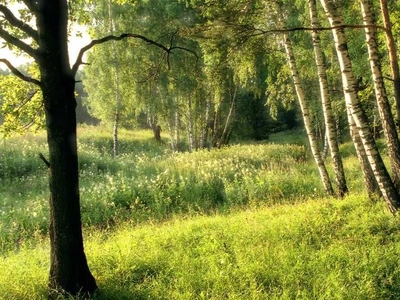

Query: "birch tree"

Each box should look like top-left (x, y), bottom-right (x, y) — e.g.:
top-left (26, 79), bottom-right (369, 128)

top-left (275, 1), bottom-right (334, 197)
top-left (320, 0), bottom-right (400, 213)
top-left (379, 0), bottom-right (400, 127)
top-left (308, 0), bottom-right (348, 197)
top-left (360, 0), bottom-right (400, 191)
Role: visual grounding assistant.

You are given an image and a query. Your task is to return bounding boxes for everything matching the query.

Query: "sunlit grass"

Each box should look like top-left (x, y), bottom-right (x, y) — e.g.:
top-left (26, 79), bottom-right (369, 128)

top-left (1, 125), bottom-right (398, 299)
top-left (1, 196), bottom-right (400, 299)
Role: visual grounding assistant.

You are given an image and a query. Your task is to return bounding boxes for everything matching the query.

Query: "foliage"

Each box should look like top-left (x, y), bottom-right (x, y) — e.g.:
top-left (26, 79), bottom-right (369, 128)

top-left (0, 65), bottom-right (44, 136)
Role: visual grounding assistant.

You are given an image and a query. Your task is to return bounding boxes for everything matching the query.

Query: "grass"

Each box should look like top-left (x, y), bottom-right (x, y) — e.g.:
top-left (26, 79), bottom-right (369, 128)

top-left (0, 125), bottom-right (398, 299)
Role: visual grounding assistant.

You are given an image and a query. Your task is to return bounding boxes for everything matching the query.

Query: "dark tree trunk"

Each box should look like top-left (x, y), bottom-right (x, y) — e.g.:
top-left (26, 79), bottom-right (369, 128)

top-left (37, 1), bottom-right (97, 297)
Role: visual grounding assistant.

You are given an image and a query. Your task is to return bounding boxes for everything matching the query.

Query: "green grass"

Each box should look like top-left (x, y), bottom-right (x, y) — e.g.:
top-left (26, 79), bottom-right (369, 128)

top-left (1, 196), bottom-right (400, 299)
top-left (0, 125), bottom-right (398, 299)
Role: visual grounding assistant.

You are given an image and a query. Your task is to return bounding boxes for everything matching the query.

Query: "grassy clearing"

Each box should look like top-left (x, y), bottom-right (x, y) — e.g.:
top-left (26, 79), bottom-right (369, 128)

top-left (1, 196), bottom-right (400, 299)
top-left (0, 126), bottom-right (398, 299)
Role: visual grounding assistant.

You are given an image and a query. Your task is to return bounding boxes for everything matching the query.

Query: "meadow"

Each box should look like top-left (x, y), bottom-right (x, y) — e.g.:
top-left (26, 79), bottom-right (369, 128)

top-left (0, 126), bottom-right (399, 299)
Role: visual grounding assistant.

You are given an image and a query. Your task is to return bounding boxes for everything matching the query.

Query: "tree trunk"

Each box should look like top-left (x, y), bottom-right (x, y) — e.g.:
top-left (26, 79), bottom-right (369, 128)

top-left (187, 94), bottom-right (195, 152)
top-left (379, 0), bottom-right (400, 128)
top-left (361, 0), bottom-right (400, 191)
top-left (109, 0), bottom-right (121, 158)
top-left (174, 109), bottom-right (180, 150)
top-left (37, 1), bottom-right (97, 296)
top-left (320, 0), bottom-right (400, 212)
top-left (279, 11), bottom-right (335, 197)
top-left (217, 86), bottom-right (237, 149)
top-left (200, 97), bottom-right (211, 149)
top-left (309, 0), bottom-right (348, 197)
top-left (348, 111), bottom-right (381, 198)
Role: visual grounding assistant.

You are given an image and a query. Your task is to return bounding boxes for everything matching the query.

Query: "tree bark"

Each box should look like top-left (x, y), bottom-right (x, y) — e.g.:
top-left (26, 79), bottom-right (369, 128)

top-left (37, 1), bottom-right (97, 296)
top-left (309, 0), bottom-right (348, 197)
top-left (379, 0), bottom-right (400, 128)
top-left (320, 0), bottom-right (400, 213)
top-left (278, 7), bottom-right (335, 197)
top-left (109, 0), bottom-right (121, 158)
top-left (217, 85), bottom-right (237, 149)
top-left (187, 94), bottom-right (195, 152)
top-left (361, 0), bottom-right (400, 191)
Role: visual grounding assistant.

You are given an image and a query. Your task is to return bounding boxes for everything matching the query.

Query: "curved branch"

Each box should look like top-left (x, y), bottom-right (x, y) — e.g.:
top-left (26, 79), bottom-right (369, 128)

top-left (72, 33), bottom-right (198, 75)
top-left (248, 24), bottom-right (388, 37)
top-left (21, 0), bottom-right (39, 14)
top-left (0, 27), bottom-right (39, 60)
top-left (0, 4), bottom-right (38, 41)
top-left (0, 59), bottom-right (41, 86)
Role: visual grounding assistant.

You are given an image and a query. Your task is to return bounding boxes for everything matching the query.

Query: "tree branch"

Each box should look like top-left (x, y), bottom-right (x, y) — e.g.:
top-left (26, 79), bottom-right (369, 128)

top-left (0, 27), bottom-right (39, 60)
top-left (21, 0), bottom-right (39, 14)
top-left (247, 24), bottom-right (388, 37)
top-left (38, 152), bottom-right (50, 168)
top-left (0, 4), bottom-right (39, 41)
top-left (72, 33), bottom-right (198, 75)
top-left (0, 59), bottom-right (41, 86)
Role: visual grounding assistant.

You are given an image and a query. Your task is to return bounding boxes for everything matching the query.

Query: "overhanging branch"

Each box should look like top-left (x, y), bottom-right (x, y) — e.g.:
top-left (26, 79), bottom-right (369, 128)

top-left (0, 4), bottom-right (39, 41)
top-left (247, 24), bottom-right (388, 37)
top-left (21, 0), bottom-right (39, 14)
top-left (72, 33), bottom-right (199, 75)
top-left (0, 59), bottom-right (41, 86)
top-left (0, 27), bottom-right (39, 60)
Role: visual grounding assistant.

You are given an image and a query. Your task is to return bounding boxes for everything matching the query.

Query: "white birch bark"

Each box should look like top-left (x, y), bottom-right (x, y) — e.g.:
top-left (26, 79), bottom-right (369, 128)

top-left (379, 0), bottom-right (400, 128)
top-left (108, 0), bottom-right (121, 158)
top-left (187, 94), bottom-right (194, 152)
top-left (361, 0), bottom-right (400, 190)
top-left (309, 0), bottom-right (348, 197)
top-left (276, 6), bottom-right (334, 196)
top-left (320, 0), bottom-right (400, 212)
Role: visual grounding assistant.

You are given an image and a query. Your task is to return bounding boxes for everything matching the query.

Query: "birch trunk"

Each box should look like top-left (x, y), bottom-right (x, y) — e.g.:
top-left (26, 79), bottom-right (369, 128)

top-left (108, 0), bottom-right (120, 158)
top-left (280, 18), bottom-right (335, 196)
top-left (320, 0), bottom-right (400, 212)
top-left (309, 0), bottom-right (348, 197)
top-left (361, 0), bottom-right (400, 190)
top-left (217, 86), bottom-right (237, 148)
top-left (379, 0), bottom-right (400, 128)
top-left (187, 95), bottom-right (195, 152)
top-left (348, 111), bottom-right (381, 198)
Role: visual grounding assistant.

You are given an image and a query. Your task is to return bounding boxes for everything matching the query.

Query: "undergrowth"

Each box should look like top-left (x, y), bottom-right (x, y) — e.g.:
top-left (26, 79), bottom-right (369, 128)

top-left (0, 126), bottom-right (396, 299)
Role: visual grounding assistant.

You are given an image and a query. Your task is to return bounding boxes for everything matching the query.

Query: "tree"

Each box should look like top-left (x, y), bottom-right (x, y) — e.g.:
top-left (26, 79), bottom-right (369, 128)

top-left (308, 0), bottom-right (348, 197)
top-left (0, 0), bottom-right (194, 296)
top-left (360, 0), bottom-right (400, 191)
top-left (276, 1), bottom-right (335, 197)
top-left (379, 0), bottom-right (400, 127)
top-left (320, 0), bottom-right (400, 213)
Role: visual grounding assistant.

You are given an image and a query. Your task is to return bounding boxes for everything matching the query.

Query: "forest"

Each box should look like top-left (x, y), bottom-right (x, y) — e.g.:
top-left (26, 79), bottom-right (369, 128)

top-left (1, 0), bottom-right (400, 299)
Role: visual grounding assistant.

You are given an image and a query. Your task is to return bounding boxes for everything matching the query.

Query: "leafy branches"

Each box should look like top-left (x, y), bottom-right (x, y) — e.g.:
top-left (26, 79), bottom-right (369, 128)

top-left (72, 32), bottom-right (198, 75)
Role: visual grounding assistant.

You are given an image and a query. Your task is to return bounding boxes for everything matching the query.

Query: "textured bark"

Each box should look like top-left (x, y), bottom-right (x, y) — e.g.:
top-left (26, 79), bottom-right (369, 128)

top-left (109, 0), bottom-right (121, 158)
top-left (280, 17), bottom-right (335, 196)
top-left (361, 0), bottom-right (400, 191)
top-left (309, 0), bottom-right (348, 197)
top-left (348, 111), bottom-right (381, 198)
top-left (200, 98), bottom-right (211, 149)
top-left (379, 0), bottom-right (400, 128)
top-left (320, 0), bottom-right (400, 212)
top-left (217, 86), bottom-right (237, 149)
top-left (187, 95), bottom-right (195, 152)
top-left (37, 1), bottom-right (97, 296)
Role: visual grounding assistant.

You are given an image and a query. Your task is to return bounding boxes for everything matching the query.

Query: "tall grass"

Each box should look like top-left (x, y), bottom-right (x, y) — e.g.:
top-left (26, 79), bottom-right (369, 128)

top-left (0, 126), bottom-right (327, 252)
top-left (1, 125), bottom-right (396, 299)
top-left (1, 196), bottom-right (399, 299)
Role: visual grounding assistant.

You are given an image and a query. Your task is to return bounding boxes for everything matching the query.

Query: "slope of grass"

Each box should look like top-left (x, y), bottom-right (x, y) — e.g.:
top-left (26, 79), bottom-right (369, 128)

top-left (0, 127), bottom-right (326, 252)
top-left (1, 195), bottom-right (399, 299)
top-left (0, 126), bottom-right (397, 299)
